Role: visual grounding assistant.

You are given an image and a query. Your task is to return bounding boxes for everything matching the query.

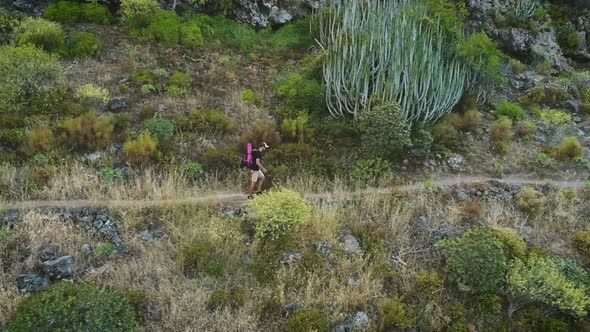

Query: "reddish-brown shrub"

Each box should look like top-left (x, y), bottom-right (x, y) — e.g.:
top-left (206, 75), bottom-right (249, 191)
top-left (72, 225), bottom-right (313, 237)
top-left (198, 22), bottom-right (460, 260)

top-left (61, 112), bottom-right (114, 151)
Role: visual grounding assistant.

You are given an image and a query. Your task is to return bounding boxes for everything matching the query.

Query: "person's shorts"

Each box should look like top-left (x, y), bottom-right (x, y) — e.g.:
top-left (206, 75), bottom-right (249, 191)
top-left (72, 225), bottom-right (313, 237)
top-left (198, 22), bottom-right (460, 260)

top-left (250, 170), bottom-right (264, 183)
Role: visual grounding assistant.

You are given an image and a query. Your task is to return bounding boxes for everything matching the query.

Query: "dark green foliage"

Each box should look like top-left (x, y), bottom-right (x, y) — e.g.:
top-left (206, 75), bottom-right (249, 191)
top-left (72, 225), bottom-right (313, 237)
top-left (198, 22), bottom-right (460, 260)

top-left (169, 71), bottom-right (191, 88)
top-left (144, 118), bottom-right (174, 143)
top-left (44, 1), bottom-right (114, 25)
top-left (30, 86), bottom-right (69, 114)
top-left (193, 15), bottom-right (258, 53)
top-left (284, 309), bottom-right (329, 332)
top-left (278, 74), bottom-right (325, 114)
top-left (184, 162), bottom-right (204, 179)
top-left (68, 32), bottom-right (103, 58)
top-left (437, 228), bottom-right (507, 295)
top-left (573, 231), bottom-right (590, 257)
top-left (264, 18), bottom-right (315, 55)
top-left (130, 10), bottom-right (203, 48)
top-left (426, 0), bottom-right (466, 42)
top-left (491, 227), bottom-right (527, 260)
top-left (359, 103), bottom-right (412, 160)
top-left (494, 101), bottom-right (525, 121)
top-left (198, 147), bottom-right (240, 177)
top-left (8, 283), bottom-right (137, 331)
top-left (351, 158), bottom-right (393, 185)
top-left (0, 12), bottom-right (18, 44)
top-left (100, 167), bottom-right (125, 185)
top-left (174, 109), bottom-right (235, 136)
top-left (182, 238), bottom-right (224, 277)
top-left (514, 307), bottom-right (569, 332)
top-left (132, 68), bottom-right (155, 85)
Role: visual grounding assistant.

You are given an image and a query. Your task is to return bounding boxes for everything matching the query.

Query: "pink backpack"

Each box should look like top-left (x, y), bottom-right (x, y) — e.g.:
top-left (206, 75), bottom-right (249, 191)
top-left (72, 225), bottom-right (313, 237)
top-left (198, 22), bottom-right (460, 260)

top-left (240, 143), bottom-right (253, 169)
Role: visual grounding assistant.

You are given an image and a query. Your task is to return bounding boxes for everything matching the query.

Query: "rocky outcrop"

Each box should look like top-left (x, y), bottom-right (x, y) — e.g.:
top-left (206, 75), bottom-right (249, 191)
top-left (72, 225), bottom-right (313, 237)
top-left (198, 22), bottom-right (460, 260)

top-left (16, 273), bottom-right (49, 294)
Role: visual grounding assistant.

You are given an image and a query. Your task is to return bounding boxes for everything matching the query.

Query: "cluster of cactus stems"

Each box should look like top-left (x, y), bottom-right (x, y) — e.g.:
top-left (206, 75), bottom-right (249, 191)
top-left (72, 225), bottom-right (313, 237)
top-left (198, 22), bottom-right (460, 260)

top-left (317, 0), bottom-right (468, 124)
top-left (493, 0), bottom-right (538, 18)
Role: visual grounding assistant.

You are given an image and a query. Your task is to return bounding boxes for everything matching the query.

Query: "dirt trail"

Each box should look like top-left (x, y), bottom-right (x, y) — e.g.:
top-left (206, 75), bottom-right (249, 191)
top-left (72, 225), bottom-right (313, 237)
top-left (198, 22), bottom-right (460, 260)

top-left (0, 176), bottom-right (586, 210)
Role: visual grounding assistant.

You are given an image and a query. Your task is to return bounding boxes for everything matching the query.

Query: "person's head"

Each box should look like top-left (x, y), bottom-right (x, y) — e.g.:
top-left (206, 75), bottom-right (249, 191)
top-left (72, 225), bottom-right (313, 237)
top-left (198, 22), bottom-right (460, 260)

top-left (259, 142), bottom-right (270, 152)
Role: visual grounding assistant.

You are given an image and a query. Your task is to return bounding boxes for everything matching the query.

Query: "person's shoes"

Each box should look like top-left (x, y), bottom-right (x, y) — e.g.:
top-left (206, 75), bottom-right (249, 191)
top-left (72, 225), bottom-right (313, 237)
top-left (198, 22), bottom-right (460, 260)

top-left (247, 195), bottom-right (254, 200)
top-left (255, 191), bottom-right (263, 195)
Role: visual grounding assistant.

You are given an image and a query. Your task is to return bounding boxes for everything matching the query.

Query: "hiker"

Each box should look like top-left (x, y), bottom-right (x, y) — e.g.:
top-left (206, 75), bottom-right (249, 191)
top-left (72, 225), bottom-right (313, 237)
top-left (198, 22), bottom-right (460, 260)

top-left (247, 142), bottom-right (270, 199)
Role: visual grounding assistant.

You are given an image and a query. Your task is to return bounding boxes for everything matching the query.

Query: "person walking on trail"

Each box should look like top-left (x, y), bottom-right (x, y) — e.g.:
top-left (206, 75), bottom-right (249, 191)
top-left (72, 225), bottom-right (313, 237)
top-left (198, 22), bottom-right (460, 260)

top-left (248, 142), bottom-right (270, 199)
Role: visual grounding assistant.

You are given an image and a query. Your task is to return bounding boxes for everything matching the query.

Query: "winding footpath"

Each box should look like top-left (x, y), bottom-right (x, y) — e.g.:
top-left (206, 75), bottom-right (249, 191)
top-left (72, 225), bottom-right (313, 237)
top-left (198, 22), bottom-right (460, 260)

top-left (0, 176), bottom-right (587, 210)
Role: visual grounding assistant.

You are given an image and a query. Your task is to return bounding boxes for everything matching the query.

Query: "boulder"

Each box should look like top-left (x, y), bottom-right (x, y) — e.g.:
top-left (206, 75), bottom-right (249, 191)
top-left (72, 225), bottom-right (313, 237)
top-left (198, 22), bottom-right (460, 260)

top-left (39, 245), bottom-right (60, 262)
top-left (16, 273), bottom-right (49, 294)
top-left (2, 210), bottom-right (21, 225)
top-left (42, 255), bottom-right (74, 280)
top-left (352, 311), bottom-right (370, 329)
top-left (447, 155), bottom-right (464, 173)
top-left (341, 235), bottom-right (360, 254)
top-left (108, 98), bottom-right (129, 112)
top-left (531, 30), bottom-right (573, 72)
top-left (456, 191), bottom-right (470, 202)
top-left (497, 28), bottom-right (533, 54)
top-left (280, 252), bottom-right (302, 265)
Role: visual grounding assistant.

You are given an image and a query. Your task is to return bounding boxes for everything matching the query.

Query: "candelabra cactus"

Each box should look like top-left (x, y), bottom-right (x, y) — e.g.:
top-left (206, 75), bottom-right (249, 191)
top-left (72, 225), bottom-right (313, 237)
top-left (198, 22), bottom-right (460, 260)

top-left (317, 0), bottom-right (469, 124)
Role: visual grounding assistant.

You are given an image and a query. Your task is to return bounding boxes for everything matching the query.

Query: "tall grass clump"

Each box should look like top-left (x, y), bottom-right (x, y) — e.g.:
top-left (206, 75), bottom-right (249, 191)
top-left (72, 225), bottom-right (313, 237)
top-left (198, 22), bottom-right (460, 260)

top-left (14, 18), bottom-right (65, 53)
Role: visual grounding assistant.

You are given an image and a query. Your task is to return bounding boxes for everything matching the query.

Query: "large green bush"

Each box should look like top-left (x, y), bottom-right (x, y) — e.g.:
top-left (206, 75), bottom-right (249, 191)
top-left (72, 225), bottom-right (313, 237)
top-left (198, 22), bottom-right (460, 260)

top-left (437, 228), bottom-right (507, 295)
top-left (44, 1), bottom-right (114, 25)
top-left (359, 102), bottom-right (412, 160)
top-left (249, 189), bottom-right (311, 241)
top-left (0, 45), bottom-right (63, 111)
top-left (494, 101), bottom-right (525, 121)
top-left (61, 112), bottom-right (114, 151)
top-left (68, 32), bottom-right (103, 58)
top-left (458, 32), bottom-right (506, 87)
top-left (278, 74), bottom-right (325, 114)
top-left (8, 283), bottom-right (137, 331)
top-left (144, 118), bottom-right (174, 143)
top-left (174, 109), bottom-right (235, 136)
top-left (120, 0), bottom-right (159, 20)
top-left (507, 256), bottom-right (590, 318)
top-left (15, 17), bottom-right (65, 53)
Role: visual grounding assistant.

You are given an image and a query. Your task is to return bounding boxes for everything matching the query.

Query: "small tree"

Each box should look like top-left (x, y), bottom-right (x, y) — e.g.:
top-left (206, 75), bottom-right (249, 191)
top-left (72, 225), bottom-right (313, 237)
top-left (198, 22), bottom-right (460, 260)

top-left (249, 189), bottom-right (311, 241)
top-left (437, 228), bottom-right (507, 295)
top-left (359, 102), bottom-right (412, 160)
top-left (507, 256), bottom-right (590, 318)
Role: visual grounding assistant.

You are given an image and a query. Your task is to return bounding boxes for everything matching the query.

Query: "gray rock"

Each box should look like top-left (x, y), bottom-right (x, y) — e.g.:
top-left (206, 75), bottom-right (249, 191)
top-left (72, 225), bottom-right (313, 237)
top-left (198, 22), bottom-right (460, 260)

top-left (341, 235), bottom-right (360, 254)
top-left (85, 152), bottom-right (102, 163)
top-left (511, 71), bottom-right (544, 90)
top-left (157, 104), bottom-right (168, 113)
top-left (334, 324), bottom-right (349, 332)
top-left (139, 230), bottom-right (154, 242)
top-left (16, 273), bottom-right (49, 294)
top-left (39, 245), bottom-right (59, 262)
top-left (316, 241), bottom-right (332, 256)
top-left (109, 98), bottom-right (128, 112)
top-left (456, 191), bottom-right (469, 202)
top-left (283, 302), bottom-right (302, 318)
top-left (347, 277), bottom-right (359, 287)
top-left (447, 155), bottom-right (464, 173)
top-left (412, 215), bottom-right (428, 234)
top-left (573, 114), bottom-right (583, 123)
top-left (281, 252), bottom-right (302, 265)
top-left (2, 210), bottom-right (21, 224)
top-left (269, 6), bottom-right (292, 25)
top-left (563, 99), bottom-right (582, 114)
top-left (531, 30), bottom-right (573, 72)
top-left (352, 311), bottom-right (370, 329)
top-left (42, 255), bottom-right (74, 280)
top-left (498, 28), bottom-right (532, 54)
top-left (82, 244), bottom-right (93, 254)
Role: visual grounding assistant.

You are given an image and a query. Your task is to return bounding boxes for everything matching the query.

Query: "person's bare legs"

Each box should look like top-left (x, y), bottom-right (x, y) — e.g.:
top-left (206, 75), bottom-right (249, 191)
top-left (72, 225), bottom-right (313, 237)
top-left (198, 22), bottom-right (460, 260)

top-left (256, 175), bottom-right (265, 193)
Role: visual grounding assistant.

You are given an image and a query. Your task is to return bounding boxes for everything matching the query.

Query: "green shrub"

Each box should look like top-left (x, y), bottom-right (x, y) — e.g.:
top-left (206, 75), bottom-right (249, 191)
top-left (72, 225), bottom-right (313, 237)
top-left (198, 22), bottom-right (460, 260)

top-left (431, 118), bottom-right (459, 146)
top-left (15, 18), bottom-right (64, 53)
top-left (495, 101), bottom-right (525, 121)
top-left (184, 162), bottom-right (204, 179)
top-left (193, 15), bottom-right (258, 53)
top-left (516, 187), bottom-right (546, 218)
top-left (141, 84), bottom-right (156, 94)
top-left (437, 228), bottom-right (507, 294)
top-left (491, 227), bottom-right (527, 260)
top-left (198, 146), bottom-right (240, 176)
top-left (169, 71), bottom-right (191, 88)
top-left (122, 132), bottom-right (157, 167)
top-left (352, 158), bottom-right (393, 185)
top-left (75, 83), bottom-right (109, 106)
top-left (179, 21), bottom-right (204, 48)
top-left (166, 85), bottom-right (184, 97)
top-left (278, 74), bottom-right (325, 113)
top-left (68, 32), bottom-right (103, 58)
top-left (507, 256), bottom-right (590, 318)
top-left (174, 109), bottom-right (235, 136)
top-left (454, 109), bottom-right (483, 132)
top-left (61, 113), bottom-right (114, 151)
top-left (241, 89), bottom-right (263, 105)
top-left (514, 307), bottom-right (569, 332)
top-left (359, 102), bottom-right (411, 160)
top-left (284, 309), bottom-right (329, 332)
top-left (0, 45), bottom-right (63, 111)
top-left (182, 238), bottom-right (224, 277)
top-left (266, 19), bottom-right (315, 54)
top-left (457, 32), bottom-right (505, 86)
top-left (559, 137), bottom-right (583, 160)
top-left (281, 113), bottom-right (311, 144)
top-left (535, 152), bottom-right (553, 168)
top-left (144, 118), bottom-right (174, 143)
top-left (132, 68), bottom-right (154, 84)
top-left (8, 283), bottom-right (137, 331)
top-left (44, 1), bottom-right (114, 25)
top-left (95, 243), bottom-right (118, 257)
top-left (540, 109), bottom-right (571, 128)
top-left (509, 58), bottom-right (527, 74)
top-left (490, 117), bottom-right (513, 143)
top-left (138, 10), bottom-right (180, 46)
top-left (378, 297), bottom-right (415, 330)
top-left (34, 153), bottom-right (49, 166)
top-left (100, 167), bottom-right (125, 185)
top-left (120, 0), bottom-right (159, 20)
top-left (249, 188), bottom-right (311, 241)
